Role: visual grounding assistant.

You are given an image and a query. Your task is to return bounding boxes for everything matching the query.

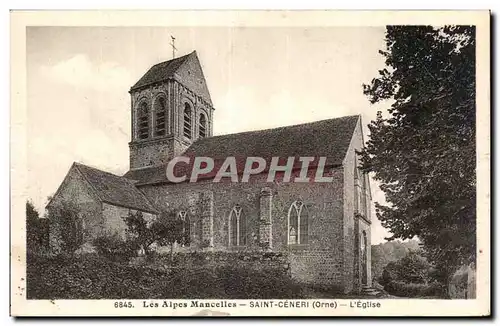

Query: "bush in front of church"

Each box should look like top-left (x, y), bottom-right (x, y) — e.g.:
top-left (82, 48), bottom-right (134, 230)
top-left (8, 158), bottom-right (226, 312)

top-left (384, 280), bottom-right (445, 298)
top-left (92, 232), bottom-right (137, 262)
top-left (46, 201), bottom-right (87, 255)
top-left (26, 252), bottom-right (303, 299)
top-left (120, 210), bottom-right (185, 259)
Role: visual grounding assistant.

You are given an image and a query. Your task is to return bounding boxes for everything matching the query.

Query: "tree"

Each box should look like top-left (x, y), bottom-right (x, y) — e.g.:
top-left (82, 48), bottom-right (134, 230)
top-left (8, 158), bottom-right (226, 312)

top-left (49, 201), bottom-right (85, 255)
top-left (397, 251), bottom-right (431, 284)
top-left (26, 200), bottom-right (47, 252)
top-left (360, 26), bottom-right (476, 283)
top-left (152, 211), bottom-right (185, 261)
top-left (381, 251), bottom-right (431, 285)
top-left (122, 210), bottom-right (185, 260)
top-left (122, 211), bottom-right (156, 256)
top-left (380, 261), bottom-right (398, 286)
top-left (371, 239), bottom-right (421, 280)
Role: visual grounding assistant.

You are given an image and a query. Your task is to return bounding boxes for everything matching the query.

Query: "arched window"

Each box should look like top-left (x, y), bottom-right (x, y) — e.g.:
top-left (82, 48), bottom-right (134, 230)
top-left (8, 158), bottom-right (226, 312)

top-left (228, 205), bottom-right (246, 246)
top-left (360, 170), bottom-right (367, 216)
top-left (154, 96), bottom-right (167, 137)
top-left (288, 201), bottom-right (309, 245)
top-left (289, 226), bottom-right (297, 245)
top-left (199, 114), bottom-right (207, 138)
top-left (183, 103), bottom-right (192, 139)
top-left (230, 211), bottom-right (238, 246)
top-left (354, 166), bottom-right (361, 213)
top-left (138, 101), bottom-right (150, 139)
top-left (354, 165), bottom-right (367, 216)
top-left (178, 211), bottom-right (190, 246)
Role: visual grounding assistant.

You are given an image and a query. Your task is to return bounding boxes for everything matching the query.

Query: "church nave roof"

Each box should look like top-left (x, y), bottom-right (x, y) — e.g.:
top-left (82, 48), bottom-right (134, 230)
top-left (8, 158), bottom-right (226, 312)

top-left (124, 115), bottom-right (360, 185)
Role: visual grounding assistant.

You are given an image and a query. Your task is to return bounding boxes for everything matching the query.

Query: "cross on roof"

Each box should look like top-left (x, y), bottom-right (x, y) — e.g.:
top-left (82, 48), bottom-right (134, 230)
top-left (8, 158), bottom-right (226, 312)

top-left (170, 35), bottom-right (177, 59)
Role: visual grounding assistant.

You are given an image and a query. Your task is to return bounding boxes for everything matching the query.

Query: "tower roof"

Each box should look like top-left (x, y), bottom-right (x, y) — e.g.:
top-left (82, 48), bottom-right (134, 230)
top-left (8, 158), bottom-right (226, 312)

top-left (130, 51), bottom-right (212, 105)
top-left (131, 54), bottom-right (190, 91)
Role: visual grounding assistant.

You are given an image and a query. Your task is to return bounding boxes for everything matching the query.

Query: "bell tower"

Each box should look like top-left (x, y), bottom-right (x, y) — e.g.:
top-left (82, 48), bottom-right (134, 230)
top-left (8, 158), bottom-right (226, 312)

top-left (128, 51), bottom-right (214, 170)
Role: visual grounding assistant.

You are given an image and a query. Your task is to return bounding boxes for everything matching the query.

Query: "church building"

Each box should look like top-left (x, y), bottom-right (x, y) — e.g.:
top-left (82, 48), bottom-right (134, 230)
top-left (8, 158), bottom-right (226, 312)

top-left (46, 51), bottom-right (372, 293)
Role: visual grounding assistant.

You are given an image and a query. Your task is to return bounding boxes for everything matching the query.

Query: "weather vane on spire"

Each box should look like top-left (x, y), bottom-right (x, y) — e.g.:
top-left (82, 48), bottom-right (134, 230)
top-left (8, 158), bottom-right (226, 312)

top-left (170, 35), bottom-right (177, 59)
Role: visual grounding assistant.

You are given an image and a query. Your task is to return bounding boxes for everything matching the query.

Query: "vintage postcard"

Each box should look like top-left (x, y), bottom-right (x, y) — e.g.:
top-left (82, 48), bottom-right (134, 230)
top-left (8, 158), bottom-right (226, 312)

top-left (10, 10), bottom-right (490, 317)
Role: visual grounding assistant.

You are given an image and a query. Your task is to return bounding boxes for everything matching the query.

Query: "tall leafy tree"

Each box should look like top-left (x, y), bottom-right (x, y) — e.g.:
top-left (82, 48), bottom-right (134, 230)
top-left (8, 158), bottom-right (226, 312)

top-left (26, 200), bottom-right (41, 251)
top-left (360, 26), bottom-right (476, 282)
top-left (123, 211), bottom-right (156, 255)
top-left (123, 210), bottom-right (185, 260)
top-left (153, 211), bottom-right (185, 261)
top-left (49, 201), bottom-right (85, 255)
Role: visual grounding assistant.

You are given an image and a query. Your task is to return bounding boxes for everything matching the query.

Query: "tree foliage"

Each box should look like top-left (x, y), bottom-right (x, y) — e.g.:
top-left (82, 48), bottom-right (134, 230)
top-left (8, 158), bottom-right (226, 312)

top-left (360, 26), bottom-right (476, 278)
top-left (122, 210), bottom-right (185, 257)
top-left (26, 200), bottom-right (48, 252)
top-left (122, 211), bottom-right (156, 255)
top-left (152, 211), bottom-right (185, 248)
top-left (371, 239), bottom-right (421, 280)
top-left (92, 232), bottom-right (137, 261)
top-left (380, 251), bottom-right (431, 285)
top-left (49, 201), bottom-right (85, 255)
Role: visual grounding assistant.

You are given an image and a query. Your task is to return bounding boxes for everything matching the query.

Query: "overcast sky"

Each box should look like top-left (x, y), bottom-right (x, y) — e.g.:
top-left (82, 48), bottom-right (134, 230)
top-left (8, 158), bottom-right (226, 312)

top-left (27, 26), bottom-right (393, 244)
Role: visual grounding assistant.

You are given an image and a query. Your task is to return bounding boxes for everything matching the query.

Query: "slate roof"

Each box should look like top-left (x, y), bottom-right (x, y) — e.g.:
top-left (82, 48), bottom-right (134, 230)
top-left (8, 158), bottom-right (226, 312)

top-left (130, 53), bottom-right (191, 91)
top-left (124, 115), bottom-right (360, 185)
top-left (74, 163), bottom-right (158, 213)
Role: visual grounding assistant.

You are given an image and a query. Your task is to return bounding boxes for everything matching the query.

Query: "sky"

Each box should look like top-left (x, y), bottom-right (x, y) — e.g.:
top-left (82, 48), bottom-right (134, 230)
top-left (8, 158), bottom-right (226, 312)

top-left (26, 26), bottom-right (392, 244)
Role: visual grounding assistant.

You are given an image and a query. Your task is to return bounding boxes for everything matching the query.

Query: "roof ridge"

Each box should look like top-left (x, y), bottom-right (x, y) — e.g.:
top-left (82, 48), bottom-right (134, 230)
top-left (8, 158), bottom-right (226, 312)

top-left (195, 115), bottom-right (360, 143)
top-left (130, 52), bottom-right (194, 91)
top-left (125, 115), bottom-right (361, 185)
top-left (75, 162), bottom-right (158, 214)
top-left (74, 162), bottom-right (125, 179)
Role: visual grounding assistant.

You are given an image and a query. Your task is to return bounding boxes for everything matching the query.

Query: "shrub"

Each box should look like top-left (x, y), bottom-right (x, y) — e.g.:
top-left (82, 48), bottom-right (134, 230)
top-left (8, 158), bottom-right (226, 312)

top-left (26, 201), bottom-right (49, 254)
top-left (397, 251), bottom-right (431, 284)
top-left (122, 210), bottom-right (185, 258)
top-left (423, 281), bottom-right (447, 297)
top-left (380, 261), bottom-right (398, 285)
top-left (47, 201), bottom-right (85, 254)
top-left (384, 280), bottom-right (446, 298)
top-left (380, 251), bottom-right (432, 285)
top-left (92, 233), bottom-right (136, 262)
top-left (26, 253), bottom-right (302, 299)
top-left (384, 281), bottom-right (425, 297)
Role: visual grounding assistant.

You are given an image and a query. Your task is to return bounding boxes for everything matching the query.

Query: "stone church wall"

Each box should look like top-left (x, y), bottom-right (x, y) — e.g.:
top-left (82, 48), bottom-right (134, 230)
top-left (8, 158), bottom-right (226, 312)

top-left (139, 166), bottom-right (349, 289)
top-left (342, 119), bottom-right (372, 293)
top-left (46, 166), bottom-right (157, 253)
top-left (46, 167), bottom-right (102, 253)
top-left (102, 203), bottom-right (129, 238)
top-left (358, 219), bottom-right (372, 287)
top-left (101, 203), bottom-right (155, 239)
top-left (129, 138), bottom-right (176, 170)
top-left (175, 52), bottom-right (213, 106)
